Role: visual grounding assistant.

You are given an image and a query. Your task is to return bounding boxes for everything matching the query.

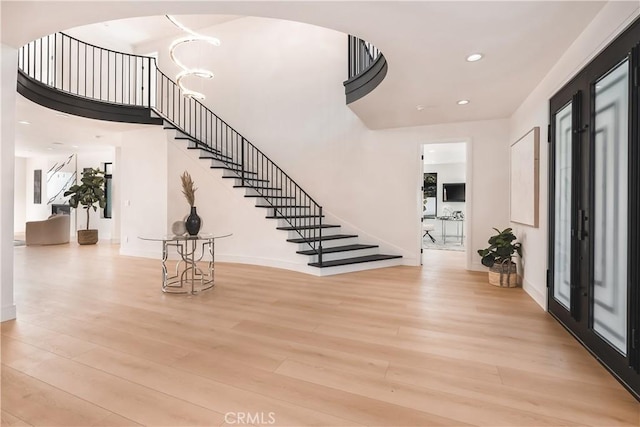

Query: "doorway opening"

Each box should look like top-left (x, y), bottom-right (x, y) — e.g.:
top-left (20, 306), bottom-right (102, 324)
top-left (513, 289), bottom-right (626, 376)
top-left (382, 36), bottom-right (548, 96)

top-left (421, 142), bottom-right (467, 252)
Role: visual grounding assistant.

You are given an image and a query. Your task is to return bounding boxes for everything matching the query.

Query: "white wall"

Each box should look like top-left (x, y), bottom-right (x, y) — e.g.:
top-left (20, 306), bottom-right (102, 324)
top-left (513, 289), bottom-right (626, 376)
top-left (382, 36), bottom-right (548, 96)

top-left (135, 17), bottom-right (510, 271)
top-left (1, 43), bottom-right (17, 321)
top-left (509, 2), bottom-right (640, 309)
top-left (118, 126), bottom-right (168, 258)
top-left (424, 162), bottom-right (466, 217)
top-left (13, 156), bottom-right (26, 233)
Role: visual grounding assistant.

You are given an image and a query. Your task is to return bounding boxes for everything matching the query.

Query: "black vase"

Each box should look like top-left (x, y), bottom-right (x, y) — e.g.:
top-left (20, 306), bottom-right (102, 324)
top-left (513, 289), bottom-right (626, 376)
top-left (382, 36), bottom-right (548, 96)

top-left (185, 206), bottom-right (201, 236)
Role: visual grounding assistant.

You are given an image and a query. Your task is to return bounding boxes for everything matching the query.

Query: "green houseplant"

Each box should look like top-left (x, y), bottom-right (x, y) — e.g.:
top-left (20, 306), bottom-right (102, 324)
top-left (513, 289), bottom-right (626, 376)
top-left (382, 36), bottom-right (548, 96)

top-left (64, 168), bottom-right (106, 245)
top-left (477, 227), bottom-right (522, 287)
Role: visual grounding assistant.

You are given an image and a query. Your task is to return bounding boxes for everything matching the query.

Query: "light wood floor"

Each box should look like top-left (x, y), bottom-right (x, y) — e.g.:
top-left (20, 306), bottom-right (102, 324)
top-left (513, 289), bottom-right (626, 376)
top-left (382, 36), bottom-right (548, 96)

top-left (2, 244), bottom-right (639, 426)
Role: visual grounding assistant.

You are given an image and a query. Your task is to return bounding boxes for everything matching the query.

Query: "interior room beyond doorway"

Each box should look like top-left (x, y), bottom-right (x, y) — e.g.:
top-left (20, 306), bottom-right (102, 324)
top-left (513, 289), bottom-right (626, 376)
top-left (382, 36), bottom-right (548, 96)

top-left (422, 142), bottom-right (467, 251)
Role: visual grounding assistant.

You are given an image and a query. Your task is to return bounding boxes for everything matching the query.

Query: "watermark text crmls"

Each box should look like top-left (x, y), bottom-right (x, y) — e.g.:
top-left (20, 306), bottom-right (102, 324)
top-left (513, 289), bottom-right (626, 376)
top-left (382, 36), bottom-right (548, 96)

top-left (224, 411), bottom-right (276, 425)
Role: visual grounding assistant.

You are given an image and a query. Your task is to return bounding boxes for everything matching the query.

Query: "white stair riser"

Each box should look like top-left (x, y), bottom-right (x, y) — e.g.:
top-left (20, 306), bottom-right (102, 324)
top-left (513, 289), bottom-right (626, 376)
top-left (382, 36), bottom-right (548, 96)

top-left (229, 177), bottom-right (272, 186)
top-left (293, 237), bottom-right (358, 251)
top-left (244, 188), bottom-right (283, 197)
top-left (282, 228), bottom-right (341, 240)
top-left (268, 218), bottom-right (325, 228)
top-left (262, 208), bottom-right (313, 218)
top-left (306, 247), bottom-right (379, 263)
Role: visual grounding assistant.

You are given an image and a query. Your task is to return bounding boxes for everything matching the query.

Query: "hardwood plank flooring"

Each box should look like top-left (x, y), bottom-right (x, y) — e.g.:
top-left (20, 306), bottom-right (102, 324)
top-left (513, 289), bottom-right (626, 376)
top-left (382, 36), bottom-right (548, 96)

top-left (2, 243), bottom-right (639, 426)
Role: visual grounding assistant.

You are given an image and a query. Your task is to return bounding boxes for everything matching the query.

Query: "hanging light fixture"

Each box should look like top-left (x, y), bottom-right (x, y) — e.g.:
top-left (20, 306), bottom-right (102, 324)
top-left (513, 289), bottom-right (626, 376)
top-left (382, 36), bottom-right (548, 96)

top-left (166, 15), bottom-right (221, 100)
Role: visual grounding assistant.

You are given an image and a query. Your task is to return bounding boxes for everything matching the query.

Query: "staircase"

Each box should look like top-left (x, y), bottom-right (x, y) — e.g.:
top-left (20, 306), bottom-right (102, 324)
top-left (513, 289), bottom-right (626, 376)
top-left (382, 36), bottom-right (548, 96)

top-left (159, 114), bottom-right (402, 271)
top-left (17, 32), bottom-right (402, 272)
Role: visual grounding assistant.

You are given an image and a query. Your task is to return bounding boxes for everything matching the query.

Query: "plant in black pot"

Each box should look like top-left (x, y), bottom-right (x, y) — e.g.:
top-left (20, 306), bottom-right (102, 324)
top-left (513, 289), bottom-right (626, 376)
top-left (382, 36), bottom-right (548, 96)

top-left (477, 227), bottom-right (522, 287)
top-left (64, 168), bottom-right (106, 245)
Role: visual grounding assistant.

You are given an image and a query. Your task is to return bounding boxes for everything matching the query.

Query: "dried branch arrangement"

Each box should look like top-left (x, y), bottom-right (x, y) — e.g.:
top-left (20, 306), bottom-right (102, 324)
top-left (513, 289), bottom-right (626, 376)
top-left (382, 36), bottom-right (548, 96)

top-left (180, 171), bottom-right (197, 207)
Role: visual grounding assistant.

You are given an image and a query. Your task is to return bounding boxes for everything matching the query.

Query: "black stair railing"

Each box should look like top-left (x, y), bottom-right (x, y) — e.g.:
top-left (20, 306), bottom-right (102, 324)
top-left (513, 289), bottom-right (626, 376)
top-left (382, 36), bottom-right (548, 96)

top-left (347, 35), bottom-right (381, 80)
top-left (17, 33), bottom-right (324, 264)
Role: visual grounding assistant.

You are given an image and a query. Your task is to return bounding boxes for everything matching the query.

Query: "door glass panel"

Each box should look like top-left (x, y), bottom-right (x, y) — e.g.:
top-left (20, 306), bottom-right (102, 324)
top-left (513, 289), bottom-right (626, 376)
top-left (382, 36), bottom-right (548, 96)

top-left (553, 102), bottom-right (573, 310)
top-left (593, 59), bottom-right (629, 355)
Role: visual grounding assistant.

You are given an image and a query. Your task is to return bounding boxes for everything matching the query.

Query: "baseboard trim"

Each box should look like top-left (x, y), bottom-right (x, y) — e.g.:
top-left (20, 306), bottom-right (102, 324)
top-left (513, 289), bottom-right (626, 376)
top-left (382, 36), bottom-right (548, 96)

top-left (470, 261), bottom-right (486, 272)
top-left (216, 254), bottom-right (318, 276)
top-left (523, 277), bottom-right (547, 310)
top-left (1, 303), bottom-right (17, 322)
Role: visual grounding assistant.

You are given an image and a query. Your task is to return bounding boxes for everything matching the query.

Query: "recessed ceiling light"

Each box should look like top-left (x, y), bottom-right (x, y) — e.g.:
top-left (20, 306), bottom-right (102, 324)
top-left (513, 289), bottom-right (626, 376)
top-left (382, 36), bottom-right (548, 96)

top-left (466, 53), bottom-right (483, 62)
top-left (457, 99), bottom-right (470, 105)
top-left (55, 113), bottom-right (70, 118)
top-left (52, 142), bottom-right (63, 145)
top-left (18, 120), bottom-right (30, 125)
top-left (416, 105), bottom-right (425, 111)
top-left (72, 145), bottom-right (79, 148)
top-left (47, 147), bottom-right (54, 151)
top-left (428, 150), bottom-right (436, 153)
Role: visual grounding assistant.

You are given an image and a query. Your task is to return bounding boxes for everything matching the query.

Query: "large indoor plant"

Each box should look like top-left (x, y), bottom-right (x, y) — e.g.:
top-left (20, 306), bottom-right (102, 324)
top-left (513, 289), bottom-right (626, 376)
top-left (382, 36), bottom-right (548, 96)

top-left (64, 168), bottom-right (106, 245)
top-left (477, 227), bottom-right (522, 287)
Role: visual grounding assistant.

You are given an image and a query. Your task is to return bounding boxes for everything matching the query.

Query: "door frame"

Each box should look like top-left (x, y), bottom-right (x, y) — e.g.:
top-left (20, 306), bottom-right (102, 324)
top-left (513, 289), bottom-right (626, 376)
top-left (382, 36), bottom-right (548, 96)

top-left (418, 139), bottom-right (472, 268)
top-left (547, 17), bottom-right (640, 399)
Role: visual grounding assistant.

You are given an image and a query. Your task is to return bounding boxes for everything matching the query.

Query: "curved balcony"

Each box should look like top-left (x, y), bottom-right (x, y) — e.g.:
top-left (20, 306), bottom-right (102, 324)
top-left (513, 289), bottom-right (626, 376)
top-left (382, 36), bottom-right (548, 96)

top-left (343, 35), bottom-right (387, 104)
top-left (17, 33), bottom-right (161, 125)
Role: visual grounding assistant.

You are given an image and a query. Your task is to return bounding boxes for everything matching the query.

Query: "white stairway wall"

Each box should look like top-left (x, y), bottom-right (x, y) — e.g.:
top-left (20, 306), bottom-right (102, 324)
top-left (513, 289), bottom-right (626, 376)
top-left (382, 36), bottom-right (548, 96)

top-left (166, 136), bottom-right (317, 274)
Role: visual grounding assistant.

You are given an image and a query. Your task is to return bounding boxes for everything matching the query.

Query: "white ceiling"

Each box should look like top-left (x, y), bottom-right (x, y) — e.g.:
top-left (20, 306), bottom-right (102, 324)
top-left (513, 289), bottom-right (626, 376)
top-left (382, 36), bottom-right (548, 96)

top-left (14, 94), bottom-right (146, 157)
top-left (2, 1), bottom-right (614, 154)
top-left (349, 1), bottom-right (607, 129)
top-left (66, 14), bottom-right (240, 50)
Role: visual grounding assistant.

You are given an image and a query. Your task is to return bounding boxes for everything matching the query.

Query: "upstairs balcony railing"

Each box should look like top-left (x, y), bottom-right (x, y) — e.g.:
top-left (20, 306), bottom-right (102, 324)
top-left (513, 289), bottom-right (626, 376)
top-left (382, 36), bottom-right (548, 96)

top-left (347, 35), bottom-right (381, 80)
top-left (344, 35), bottom-right (387, 104)
top-left (18, 32), bottom-right (326, 263)
top-left (18, 33), bottom-right (155, 108)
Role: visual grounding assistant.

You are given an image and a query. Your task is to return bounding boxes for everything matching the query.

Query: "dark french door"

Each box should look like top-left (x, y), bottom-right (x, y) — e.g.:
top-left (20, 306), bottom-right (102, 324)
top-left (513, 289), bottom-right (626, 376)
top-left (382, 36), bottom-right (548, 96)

top-left (548, 18), bottom-right (640, 398)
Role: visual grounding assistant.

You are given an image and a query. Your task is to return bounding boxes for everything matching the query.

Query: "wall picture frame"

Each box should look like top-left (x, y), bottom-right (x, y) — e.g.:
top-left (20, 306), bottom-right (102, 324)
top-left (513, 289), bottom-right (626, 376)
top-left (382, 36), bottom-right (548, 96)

top-left (510, 126), bottom-right (540, 227)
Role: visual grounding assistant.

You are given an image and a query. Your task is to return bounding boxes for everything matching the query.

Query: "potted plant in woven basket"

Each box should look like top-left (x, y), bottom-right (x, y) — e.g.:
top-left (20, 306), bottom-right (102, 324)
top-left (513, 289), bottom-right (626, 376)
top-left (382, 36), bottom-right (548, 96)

top-left (64, 168), bottom-right (106, 245)
top-left (477, 227), bottom-right (522, 287)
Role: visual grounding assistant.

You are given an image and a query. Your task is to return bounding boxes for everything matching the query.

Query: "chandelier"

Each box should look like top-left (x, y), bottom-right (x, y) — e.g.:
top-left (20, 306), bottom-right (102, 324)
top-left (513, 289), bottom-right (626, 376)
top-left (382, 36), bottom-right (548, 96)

top-left (166, 15), bottom-right (221, 100)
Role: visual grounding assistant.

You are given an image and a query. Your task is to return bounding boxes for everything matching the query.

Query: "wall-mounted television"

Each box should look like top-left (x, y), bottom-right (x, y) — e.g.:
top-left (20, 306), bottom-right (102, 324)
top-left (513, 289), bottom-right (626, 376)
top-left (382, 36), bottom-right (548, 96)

top-left (443, 183), bottom-right (465, 202)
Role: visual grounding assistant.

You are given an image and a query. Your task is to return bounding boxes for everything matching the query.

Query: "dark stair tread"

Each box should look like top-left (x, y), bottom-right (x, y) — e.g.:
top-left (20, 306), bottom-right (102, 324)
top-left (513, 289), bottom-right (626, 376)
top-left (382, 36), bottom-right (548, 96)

top-left (163, 126), bottom-right (176, 130)
top-left (277, 224), bottom-right (340, 231)
top-left (309, 254), bottom-right (403, 268)
top-left (287, 234), bottom-right (357, 244)
top-left (266, 214), bottom-right (325, 219)
top-left (211, 166), bottom-right (258, 175)
top-left (174, 134), bottom-right (197, 141)
top-left (221, 176), bottom-right (270, 183)
top-left (233, 185), bottom-right (282, 191)
top-left (187, 144), bottom-right (233, 161)
top-left (198, 153), bottom-right (235, 166)
top-left (256, 205), bottom-right (309, 209)
top-left (297, 244), bottom-right (378, 256)
top-left (245, 195), bottom-right (295, 199)
top-left (195, 145), bottom-right (232, 155)
top-left (201, 157), bottom-right (242, 167)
